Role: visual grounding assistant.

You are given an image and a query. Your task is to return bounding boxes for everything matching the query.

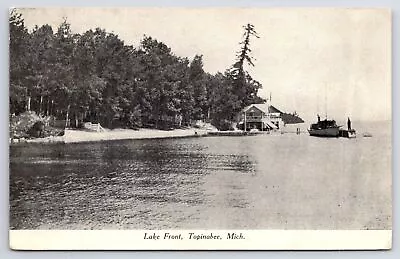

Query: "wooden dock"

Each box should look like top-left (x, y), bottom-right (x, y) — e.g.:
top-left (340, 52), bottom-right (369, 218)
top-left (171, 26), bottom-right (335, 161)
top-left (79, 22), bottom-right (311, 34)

top-left (208, 131), bottom-right (260, 136)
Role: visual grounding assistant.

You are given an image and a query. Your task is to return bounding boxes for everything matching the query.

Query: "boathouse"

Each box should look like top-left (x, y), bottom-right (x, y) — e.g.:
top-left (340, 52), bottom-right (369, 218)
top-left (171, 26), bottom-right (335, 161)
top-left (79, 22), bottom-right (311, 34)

top-left (238, 102), bottom-right (304, 131)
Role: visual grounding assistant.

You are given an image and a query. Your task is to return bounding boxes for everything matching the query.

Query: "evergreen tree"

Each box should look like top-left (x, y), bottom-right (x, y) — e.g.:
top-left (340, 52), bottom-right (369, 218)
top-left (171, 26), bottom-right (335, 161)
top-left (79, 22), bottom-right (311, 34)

top-left (26, 24), bottom-right (56, 115)
top-left (52, 18), bottom-right (77, 126)
top-left (189, 55), bottom-right (208, 121)
top-left (230, 23), bottom-right (264, 108)
top-left (9, 9), bottom-right (29, 114)
top-left (9, 11), bottom-right (266, 131)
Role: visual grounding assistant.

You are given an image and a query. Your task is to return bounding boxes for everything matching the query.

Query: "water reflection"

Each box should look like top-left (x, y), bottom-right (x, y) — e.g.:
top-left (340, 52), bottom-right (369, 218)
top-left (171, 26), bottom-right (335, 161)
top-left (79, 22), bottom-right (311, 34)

top-left (11, 138), bottom-right (253, 229)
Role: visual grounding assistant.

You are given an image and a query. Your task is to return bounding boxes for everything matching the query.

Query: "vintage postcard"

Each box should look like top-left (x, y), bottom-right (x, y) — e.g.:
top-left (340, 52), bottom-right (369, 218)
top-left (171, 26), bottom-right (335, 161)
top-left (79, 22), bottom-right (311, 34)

top-left (9, 8), bottom-right (391, 250)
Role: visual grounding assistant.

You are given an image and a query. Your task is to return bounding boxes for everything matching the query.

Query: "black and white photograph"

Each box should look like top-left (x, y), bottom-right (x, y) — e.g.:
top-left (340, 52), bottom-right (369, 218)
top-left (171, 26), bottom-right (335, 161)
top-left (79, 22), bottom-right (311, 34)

top-left (8, 7), bottom-right (392, 250)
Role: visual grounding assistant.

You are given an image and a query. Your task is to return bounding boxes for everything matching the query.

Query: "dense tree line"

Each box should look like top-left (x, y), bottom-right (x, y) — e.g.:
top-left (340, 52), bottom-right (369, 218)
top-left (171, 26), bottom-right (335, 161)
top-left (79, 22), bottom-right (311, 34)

top-left (10, 10), bottom-right (264, 130)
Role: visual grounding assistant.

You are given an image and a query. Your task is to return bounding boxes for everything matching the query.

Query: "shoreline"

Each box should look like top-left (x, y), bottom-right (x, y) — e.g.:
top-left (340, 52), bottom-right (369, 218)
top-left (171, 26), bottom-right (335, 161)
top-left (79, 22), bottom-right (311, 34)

top-left (64, 128), bottom-right (208, 144)
top-left (10, 128), bottom-right (209, 145)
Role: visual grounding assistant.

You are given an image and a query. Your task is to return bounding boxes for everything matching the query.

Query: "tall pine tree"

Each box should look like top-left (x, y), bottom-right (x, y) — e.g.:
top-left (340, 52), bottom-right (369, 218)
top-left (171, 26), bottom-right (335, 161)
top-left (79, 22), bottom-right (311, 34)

top-left (230, 23), bottom-right (264, 108)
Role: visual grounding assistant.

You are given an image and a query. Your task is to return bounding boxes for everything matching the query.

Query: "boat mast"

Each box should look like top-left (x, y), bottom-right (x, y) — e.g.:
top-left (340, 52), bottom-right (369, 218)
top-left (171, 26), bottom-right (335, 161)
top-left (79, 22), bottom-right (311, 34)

top-left (325, 83), bottom-right (328, 120)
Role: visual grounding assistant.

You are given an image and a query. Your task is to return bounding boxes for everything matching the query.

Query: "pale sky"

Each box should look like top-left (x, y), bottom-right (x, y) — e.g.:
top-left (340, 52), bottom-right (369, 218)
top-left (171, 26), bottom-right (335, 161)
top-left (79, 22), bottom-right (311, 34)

top-left (17, 8), bottom-right (391, 122)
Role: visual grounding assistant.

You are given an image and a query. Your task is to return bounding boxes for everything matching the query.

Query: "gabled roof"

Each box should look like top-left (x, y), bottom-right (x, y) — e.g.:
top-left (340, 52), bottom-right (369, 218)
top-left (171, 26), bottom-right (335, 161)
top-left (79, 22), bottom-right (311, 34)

top-left (242, 103), bottom-right (304, 124)
top-left (243, 103), bottom-right (269, 114)
top-left (243, 103), bottom-right (283, 114)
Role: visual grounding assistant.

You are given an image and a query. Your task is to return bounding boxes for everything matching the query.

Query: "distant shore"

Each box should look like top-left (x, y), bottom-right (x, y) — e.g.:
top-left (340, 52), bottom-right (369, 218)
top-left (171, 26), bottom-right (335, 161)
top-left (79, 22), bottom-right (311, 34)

top-left (10, 128), bottom-right (209, 144)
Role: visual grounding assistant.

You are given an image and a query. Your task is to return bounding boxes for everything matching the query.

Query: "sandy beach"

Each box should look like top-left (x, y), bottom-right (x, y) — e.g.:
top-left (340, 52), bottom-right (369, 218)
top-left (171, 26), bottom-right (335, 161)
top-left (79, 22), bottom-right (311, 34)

top-left (10, 128), bottom-right (208, 144)
top-left (15, 127), bottom-right (306, 144)
top-left (62, 128), bottom-right (208, 143)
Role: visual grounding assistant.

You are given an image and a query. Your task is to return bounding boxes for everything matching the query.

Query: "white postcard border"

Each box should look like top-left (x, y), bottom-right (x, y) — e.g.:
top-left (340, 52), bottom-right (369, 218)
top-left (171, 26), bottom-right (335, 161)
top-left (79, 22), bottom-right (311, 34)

top-left (9, 230), bottom-right (392, 250)
top-left (3, 1), bottom-right (398, 257)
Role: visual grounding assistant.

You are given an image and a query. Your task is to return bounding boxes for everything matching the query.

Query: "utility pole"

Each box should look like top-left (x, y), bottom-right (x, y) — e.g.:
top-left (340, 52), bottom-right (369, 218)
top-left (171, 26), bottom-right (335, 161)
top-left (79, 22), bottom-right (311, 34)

top-left (244, 111), bottom-right (247, 132)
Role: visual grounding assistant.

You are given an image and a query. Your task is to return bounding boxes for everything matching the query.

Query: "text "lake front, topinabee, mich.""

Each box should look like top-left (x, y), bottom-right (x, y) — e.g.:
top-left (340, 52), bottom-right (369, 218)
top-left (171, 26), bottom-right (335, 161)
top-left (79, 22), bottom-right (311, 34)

top-left (143, 232), bottom-right (246, 240)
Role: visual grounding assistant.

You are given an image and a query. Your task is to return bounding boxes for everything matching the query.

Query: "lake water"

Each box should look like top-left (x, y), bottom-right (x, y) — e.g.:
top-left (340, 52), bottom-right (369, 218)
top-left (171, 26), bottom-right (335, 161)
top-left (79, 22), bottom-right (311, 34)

top-left (9, 121), bottom-right (391, 230)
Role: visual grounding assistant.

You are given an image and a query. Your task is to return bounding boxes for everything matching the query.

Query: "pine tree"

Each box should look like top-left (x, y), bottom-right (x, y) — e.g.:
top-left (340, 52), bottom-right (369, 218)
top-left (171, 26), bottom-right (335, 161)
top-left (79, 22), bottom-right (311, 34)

top-left (9, 9), bottom-right (29, 114)
top-left (230, 23), bottom-right (263, 108)
top-left (189, 55), bottom-right (207, 121)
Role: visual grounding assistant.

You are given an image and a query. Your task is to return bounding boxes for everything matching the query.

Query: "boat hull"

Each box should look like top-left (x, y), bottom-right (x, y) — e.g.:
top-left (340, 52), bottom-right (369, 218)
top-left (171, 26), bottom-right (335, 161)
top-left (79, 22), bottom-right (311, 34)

top-left (308, 127), bottom-right (340, 137)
